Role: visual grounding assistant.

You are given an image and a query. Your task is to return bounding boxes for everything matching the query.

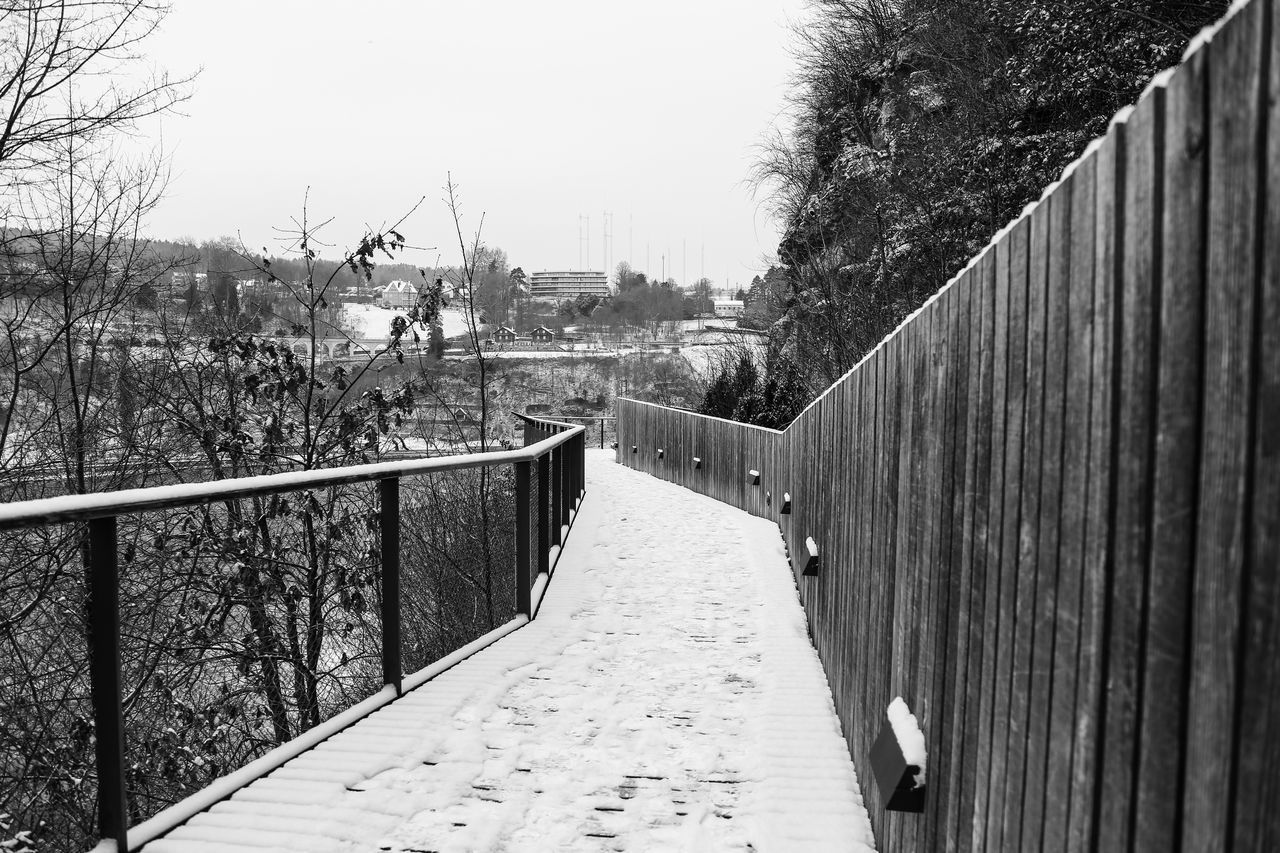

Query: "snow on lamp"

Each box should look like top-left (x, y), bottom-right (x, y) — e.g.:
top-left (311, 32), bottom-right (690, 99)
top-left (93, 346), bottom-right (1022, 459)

top-left (870, 696), bottom-right (927, 813)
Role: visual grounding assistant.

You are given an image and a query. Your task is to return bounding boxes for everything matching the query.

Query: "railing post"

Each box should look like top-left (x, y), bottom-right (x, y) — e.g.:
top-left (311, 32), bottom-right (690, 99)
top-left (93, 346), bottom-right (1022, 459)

top-left (559, 439), bottom-right (570, 529)
top-left (576, 431), bottom-right (586, 503)
top-left (565, 435), bottom-right (576, 523)
top-left (379, 478), bottom-right (402, 696)
top-left (537, 451), bottom-right (550, 574)
top-left (551, 443), bottom-right (563, 546)
top-left (87, 516), bottom-right (127, 852)
top-left (515, 460), bottom-right (532, 616)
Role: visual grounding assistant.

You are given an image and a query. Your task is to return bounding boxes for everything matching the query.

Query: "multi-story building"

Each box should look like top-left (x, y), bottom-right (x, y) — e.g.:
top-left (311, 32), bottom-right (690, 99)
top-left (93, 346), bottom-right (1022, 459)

top-left (713, 299), bottom-right (745, 318)
top-left (530, 270), bottom-right (608, 301)
top-left (381, 280), bottom-right (419, 309)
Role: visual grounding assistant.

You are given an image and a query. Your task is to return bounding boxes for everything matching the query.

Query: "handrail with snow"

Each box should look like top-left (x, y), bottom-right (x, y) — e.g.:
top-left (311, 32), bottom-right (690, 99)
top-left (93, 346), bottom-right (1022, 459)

top-left (0, 418), bottom-right (586, 853)
top-left (516, 410), bottom-right (616, 449)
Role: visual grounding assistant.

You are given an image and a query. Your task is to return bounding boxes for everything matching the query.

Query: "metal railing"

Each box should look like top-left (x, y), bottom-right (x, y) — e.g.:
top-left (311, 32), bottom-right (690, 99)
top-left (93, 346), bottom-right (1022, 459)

top-left (0, 419), bottom-right (586, 852)
top-left (518, 412), bottom-right (616, 449)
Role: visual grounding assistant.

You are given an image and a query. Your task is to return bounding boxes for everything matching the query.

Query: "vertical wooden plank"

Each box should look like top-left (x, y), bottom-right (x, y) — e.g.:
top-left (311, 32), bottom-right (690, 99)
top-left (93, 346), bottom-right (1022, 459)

top-left (884, 332), bottom-right (905, 851)
top-left (1184, 4), bottom-right (1265, 847)
top-left (1133, 42), bottom-right (1207, 853)
top-left (973, 229), bottom-right (1011, 853)
top-left (825, 395), bottom-right (839, 677)
top-left (926, 281), bottom-right (964, 853)
top-left (833, 365), bottom-right (856, 753)
top-left (614, 400), bottom-right (624, 464)
top-left (856, 360), bottom-right (876, 816)
top-left (1234, 2), bottom-right (1280, 848)
top-left (813, 396), bottom-right (832, 686)
top-left (1069, 124), bottom-right (1121, 852)
top-left (987, 213), bottom-right (1030, 852)
top-left (852, 358), bottom-right (869, 762)
top-left (892, 319), bottom-right (921, 706)
top-left (1022, 177), bottom-right (1072, 853)
top-left (1098, 81), bottom-right (1163, 851)
top-left (868, 347), bottom-right (891, 834)
top-left (958, 249), bottom-right (996, 852)
top-left (938, 266), bottom-right (975, 853)
top-left (1003, 205), bottom-right (1047, 850)
top-left (783, 420), bottom-right (797, 558)
top-left (880, 343), bottom-right (896, 837)
top-left (914, 295), bottom-right (945, 849)
top-left (943, 257), bottom-right (986, 853)
top-left (901, 306), bottom-right (932, 853)
top-left (1045, 151), bottom-right (1097, 853)
top-left (796, 398), bottom-right (812, 591)
top-left (888, 318), bottom-right (921, 850)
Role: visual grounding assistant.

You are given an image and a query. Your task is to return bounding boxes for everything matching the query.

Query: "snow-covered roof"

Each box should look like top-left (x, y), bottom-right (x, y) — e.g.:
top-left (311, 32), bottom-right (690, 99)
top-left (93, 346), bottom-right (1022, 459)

top-left (383, 279), bottom-right (419, 294)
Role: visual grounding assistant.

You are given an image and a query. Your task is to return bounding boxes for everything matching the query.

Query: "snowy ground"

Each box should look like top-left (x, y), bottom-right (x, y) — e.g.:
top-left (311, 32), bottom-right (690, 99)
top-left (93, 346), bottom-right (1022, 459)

top-left (342, 303), bottom-right (470, 340)
top-left (143, 451), bottom-right (875, 853)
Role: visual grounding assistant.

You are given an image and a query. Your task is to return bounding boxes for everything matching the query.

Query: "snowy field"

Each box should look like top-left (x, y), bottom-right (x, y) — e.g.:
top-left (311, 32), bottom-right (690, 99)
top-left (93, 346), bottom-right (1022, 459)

top-left (342, 302), bottom-right (470, 340)
top-left (142, 451), bottom-right (875, 852)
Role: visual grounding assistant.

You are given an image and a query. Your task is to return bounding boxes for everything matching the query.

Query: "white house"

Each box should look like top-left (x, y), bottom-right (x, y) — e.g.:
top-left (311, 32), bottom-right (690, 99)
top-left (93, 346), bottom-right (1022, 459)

top-left (381, 280), bottom-right (419, 309)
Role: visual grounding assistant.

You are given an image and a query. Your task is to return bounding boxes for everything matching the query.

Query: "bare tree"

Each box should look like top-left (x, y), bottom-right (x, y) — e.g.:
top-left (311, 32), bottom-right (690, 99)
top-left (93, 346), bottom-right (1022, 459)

top-left (0, 1), bottom-right (191, 180)
top-left (0, 5), bottom-right (192, 847)
top-left (438, 175), bottom-right (503, 628)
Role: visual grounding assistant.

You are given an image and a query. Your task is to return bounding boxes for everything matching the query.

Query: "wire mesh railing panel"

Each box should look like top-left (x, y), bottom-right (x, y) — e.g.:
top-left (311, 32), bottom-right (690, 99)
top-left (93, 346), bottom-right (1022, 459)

top-left (0, 481), bottom-right (396, 851)
top-left (527, 459), bottom-right (542, 586)
top-left (0, 525), bottom-right (95, 853)
top-left (116, 484), bottom-right (385, 832)
top-left (397, 467), bottom-right (517, 674)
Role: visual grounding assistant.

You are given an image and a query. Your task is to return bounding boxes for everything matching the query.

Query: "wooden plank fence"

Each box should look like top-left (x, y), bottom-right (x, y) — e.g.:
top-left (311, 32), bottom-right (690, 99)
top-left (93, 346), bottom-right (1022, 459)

top-left (615, 2), bottom-right (1279, 848)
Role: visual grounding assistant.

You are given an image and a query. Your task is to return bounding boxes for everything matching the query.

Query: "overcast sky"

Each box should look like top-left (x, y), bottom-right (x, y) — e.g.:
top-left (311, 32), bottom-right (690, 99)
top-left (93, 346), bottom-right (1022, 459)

top-left (140, 1), bottom-right (806, 290)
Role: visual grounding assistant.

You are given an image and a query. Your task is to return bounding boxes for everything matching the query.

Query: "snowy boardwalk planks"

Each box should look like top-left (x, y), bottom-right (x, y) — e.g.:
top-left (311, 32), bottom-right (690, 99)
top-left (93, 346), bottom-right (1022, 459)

top-left (142, 450), bottom-right (874, 853)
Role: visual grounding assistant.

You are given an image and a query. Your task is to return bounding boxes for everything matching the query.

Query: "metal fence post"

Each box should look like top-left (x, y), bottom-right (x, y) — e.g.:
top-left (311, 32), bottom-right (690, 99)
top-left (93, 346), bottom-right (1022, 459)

top-left (565, 438), bottom-right (576, 525)
top-left (557, 441), bottom-right (567, 528)
top-left (87, 516), bottom-right (127, 851)
top-left (537, 452), bottom-right (550, 574)
top-left (551, 444), bottom-right (563, 546)
top-left (574, 432), bottom-right (585, 504)
top-left (570, 433), bottom-right (579, 506)
top-left (515, 461), bottom-right (532, 616)
top-left (379, 478), bottom-right (402, 696)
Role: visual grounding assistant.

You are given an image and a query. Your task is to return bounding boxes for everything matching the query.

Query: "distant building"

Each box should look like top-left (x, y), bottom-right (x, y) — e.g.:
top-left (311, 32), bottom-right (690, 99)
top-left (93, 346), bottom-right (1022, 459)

top-left (236, 278), bottom-right (271, 300)
top-left (492, 325), bottom-right (517, 344)
top-left (381, 280), bottom-right (418, 309)
top-left (713, 299), bottom-right (745, 318)
top-left (338, 285), bottom-right (375, 304)
top-left (530, 325), bottom-right (556, 345)
top-left (171, 270), bottom-right (208, 293)
top-left (530, 270), bottom-right (608, 300)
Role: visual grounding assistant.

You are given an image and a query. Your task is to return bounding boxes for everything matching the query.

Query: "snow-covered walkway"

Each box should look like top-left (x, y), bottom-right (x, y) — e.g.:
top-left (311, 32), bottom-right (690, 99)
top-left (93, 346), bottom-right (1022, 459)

top-left (144, 450), bottom-right (876, 852)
